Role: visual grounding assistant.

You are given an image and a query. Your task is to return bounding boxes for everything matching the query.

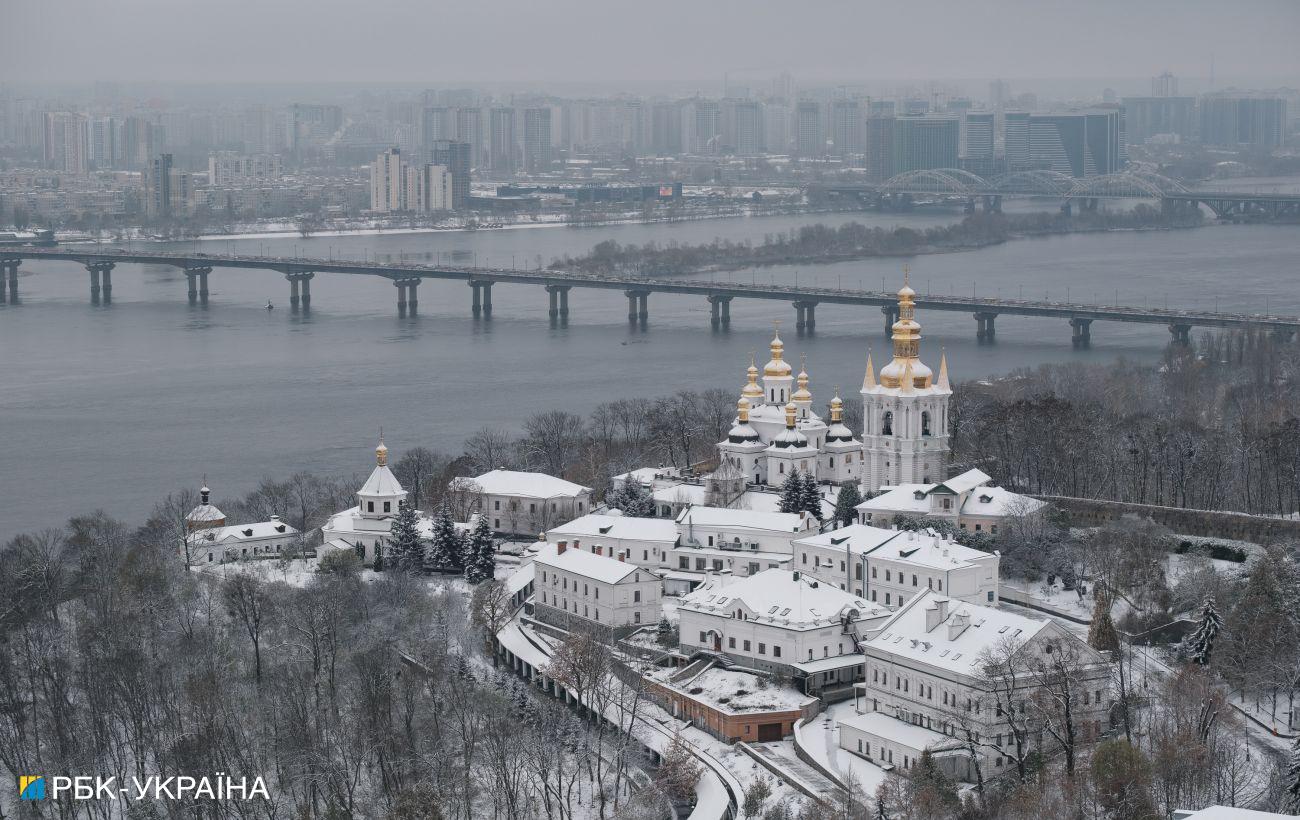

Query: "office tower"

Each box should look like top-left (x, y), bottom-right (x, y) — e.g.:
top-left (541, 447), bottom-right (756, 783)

top-left (773, 72), bottom-right (796, 101)
top-left (831, 99), bottom-right (862, 156)
top-left (119, 116), bottom-right (155, 170)
top-left (523, 107), bottom-right (553, 173)
top-left (728, 100), bottom-right (762, 155)
top-left (1122, 97), bottom-right (1196, 144)
top-left (1198, 94), bottom-right (1286, 148)
top-left (650, 101), bottom-right (683, 155)
top-left (1028, 111), bottom-right (1122, 177)
top-left (796, 101), bottom-right (823, 157)
top-left (865, 116), bottom-right (896, 181)
top-left (1003, 112), bottom-right (1031, 170)
top-left (430, 140), bottom-right (471, 210)
top-left (454, 107), bottom-right (483, 169)
top-left (145, 153), bottom-right (189, 218)
top-left (1152, 72), bottom-right (1178, 97)
top-left (370, 148), bottom-right (404, 212)
top-left (894, 115), bottom-right (959, 173)
top-left (43, 112), bottom-right (89, 173)
top-left (89, 116), bottom-right (117, 170)
top-left (421, 107), bottom-right (453, 149)
top-left (989, 79), bottom-right (1009, 110)
top-left (964, 112), bottom-right (995, 160)
top-left (691, 99), bottom-right (720, 154)
top-left (902, 98), bottom-right (930, 116)
top-left (488, 107), bottom-right (516, 174)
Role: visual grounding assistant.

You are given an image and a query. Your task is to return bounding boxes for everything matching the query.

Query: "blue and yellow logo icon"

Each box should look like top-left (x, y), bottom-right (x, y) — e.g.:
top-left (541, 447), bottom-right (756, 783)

top-left (20, 776), bottom-right (46, 800)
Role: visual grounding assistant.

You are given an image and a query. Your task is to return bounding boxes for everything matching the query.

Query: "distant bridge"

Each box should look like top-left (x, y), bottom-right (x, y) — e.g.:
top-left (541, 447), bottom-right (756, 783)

top-left (819, 169), bottom-right (1300, 219)
top-left (2, 247), bottom-right (1297, 348)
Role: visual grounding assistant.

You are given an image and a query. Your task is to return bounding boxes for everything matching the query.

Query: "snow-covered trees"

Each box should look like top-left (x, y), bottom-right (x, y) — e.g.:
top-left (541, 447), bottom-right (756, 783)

top-left (833, 482), bottom-right (862, 528)
top-left (1088, 588), bottom-right (1121, 654)
top-left (464, 514), bottom-right (496, 584)
top-left (1183, 597), bottom-right (1224, 666)
top-left (388, 501), bottom-right (424, 574)
top-left (1286, 736), bottom-right (1300, 813)
top-left (799, 472), bottom-right (823, 522)
top-left (606, 480), bottom-right (655, 518)
top-left (778, 471), bottom-right (822, 521)
top-left (654, 729), bottom-right (701, 803)
top-left (424, 502), bottom-right (465, 574)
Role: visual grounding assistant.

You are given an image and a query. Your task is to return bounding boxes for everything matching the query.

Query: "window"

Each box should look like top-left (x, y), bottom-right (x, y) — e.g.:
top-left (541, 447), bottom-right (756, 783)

top-left (530, 503), bottom-right (536, 513)
top-left (871, 566), bottom-right (877, 578)
top-left (367, 501), bottom-right (374, 513)
top-left (921, 411), bottom-right (931, 436)
top-left (987, 591), bottom-right (995, 602)
top-left (758, 643), bottom-right (766, 655)
top-left (885, 593), bottom-right (891, 605)
top-left (882, 411), bottom-right (893, 436)
top-left (494, 500), bottom-right (500, 510)
top-left (680, 557), bottom-right (689, 569)
top-left (912, 574), bottom-right (918, 587)
top-left (634, 590), bottom-right (641, 603)
top-left (700, 632), bottom-right (708, 643)
top-left (729, 637), bottom-right (736, 648)
top-left (773, 646), bottom-right (781, 658)
top-left (802, 553), bottom-right (807, 564)
top-left (634, 612), bottom-right (641, 624)
top-left (494, 519), bottom-right (500, 528)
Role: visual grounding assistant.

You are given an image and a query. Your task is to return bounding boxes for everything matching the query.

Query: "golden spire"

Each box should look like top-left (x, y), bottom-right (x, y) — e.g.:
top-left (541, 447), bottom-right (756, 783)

top-left (376, 430), bottom-right (388, 466)
top-left (937, 348), bottom-right (950, 391)
top-left (764, 321), bottom-right (792, 376)
top-left (792, 354), bottom-right (812, 403)
top-left (880, 270), bottom-right (932, 390)
top-left (742, 352), bottom-right (764, 400)
top-left (784, 401), bottom-right (797, 428)
top-left (862, 348), bottom-right (876, 390)
top-left (737, 396), bottom-right (751, 423)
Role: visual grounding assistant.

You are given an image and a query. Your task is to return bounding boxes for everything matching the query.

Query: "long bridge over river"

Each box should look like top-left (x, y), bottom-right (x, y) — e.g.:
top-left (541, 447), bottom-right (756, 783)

top-left (2, 246), bottom-right (1297, 347)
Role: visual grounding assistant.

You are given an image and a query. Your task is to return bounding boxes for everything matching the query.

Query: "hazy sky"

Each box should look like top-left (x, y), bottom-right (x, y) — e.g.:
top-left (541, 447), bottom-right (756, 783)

top-left (3, 0), bottom-right (1298, 90)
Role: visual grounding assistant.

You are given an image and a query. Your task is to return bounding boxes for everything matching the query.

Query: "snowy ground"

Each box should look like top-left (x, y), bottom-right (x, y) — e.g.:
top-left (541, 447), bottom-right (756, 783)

top-left (794, 701), bottom-right (889, 796)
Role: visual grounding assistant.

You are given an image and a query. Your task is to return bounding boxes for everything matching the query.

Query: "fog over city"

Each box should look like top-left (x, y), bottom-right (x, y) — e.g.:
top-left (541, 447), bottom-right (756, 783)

top-left (4, 0), bottom-right (1299, 88)
top-left (3, 2), bottom-right (1300, 820)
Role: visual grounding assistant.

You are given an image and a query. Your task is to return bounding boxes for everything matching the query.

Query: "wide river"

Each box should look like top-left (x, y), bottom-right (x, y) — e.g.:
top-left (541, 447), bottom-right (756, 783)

top-left (3, 206), bottom-right (1298, 539)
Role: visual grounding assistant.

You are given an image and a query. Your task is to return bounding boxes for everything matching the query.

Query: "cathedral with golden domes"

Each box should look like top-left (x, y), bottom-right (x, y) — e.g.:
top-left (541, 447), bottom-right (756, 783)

top-left (717, 277), bottom-right (951, 493)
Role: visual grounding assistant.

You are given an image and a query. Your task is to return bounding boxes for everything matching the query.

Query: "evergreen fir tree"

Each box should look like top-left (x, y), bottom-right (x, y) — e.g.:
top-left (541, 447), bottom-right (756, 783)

top-left (1183, 596), bottom-right (1224, 666)
top-left (833, 483), bottom-right (863, 528)
top-left (372, 543), bottom-right (384, 572)
top-left (425, 502), bottom-right (465, 574)
top-left (1087, 593), bottom-right (1121, 654)
top-left (464, 514), bottom-right (496, 584)
top-left (607, 480), bottom-right (655, 517)
top-left (1285, 736), bottom-right (1300, 813)
top-left (353, 541), bottom-right (365, 563)
top-left (799, 472), bottom-right (824, 521)
top-left (388, 502), bottom-right (423, 574)
top-left (778, 471), bottom-right (804, 513)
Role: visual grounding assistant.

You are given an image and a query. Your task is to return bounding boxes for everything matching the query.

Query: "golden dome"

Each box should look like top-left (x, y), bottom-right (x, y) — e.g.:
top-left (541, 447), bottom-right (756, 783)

top-left (375, 436), bottom-right (388, 466)
top-left (784, 401), bottom-right (797, 428)
top-left (737, 397), bottom-right (751, 423)
top-left (830, 393), bottom-right (844, 423)
top-left (742, 353), bottom-right (764, 400)
top-left (764, 327), bottom-right (792, 377)
top-left (879, 268), bottom-right (932, 390)
top-left (792, 356), bottom-right (812, 402)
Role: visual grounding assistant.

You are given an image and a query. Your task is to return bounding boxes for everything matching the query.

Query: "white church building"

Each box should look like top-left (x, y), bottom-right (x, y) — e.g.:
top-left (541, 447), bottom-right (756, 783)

top-left (321, 438), bottom-right (411, 566)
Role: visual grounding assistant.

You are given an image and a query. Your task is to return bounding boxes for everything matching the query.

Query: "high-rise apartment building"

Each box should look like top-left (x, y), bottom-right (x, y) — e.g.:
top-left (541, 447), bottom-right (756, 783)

top-left (795, 101), bottom-right (823, 157)
top-left (893, 115), bottom-right (959, 173)
top-left (1151, 72), bottom-right (1178, 97)
top-left (208, 152), bottom-right (283, 186)
top-left (523, 108), bottom-right (553, 173)
top-left (1028, 111), bottom-right (1122, 177)
top-left (650, 102), bottom-right (683, 155)
top-left (43, 112), bottom-right (89, 173)
top-left (865, 116), bottom-right (896, 181)
top-left (421, 107), bottom-right (453, 149)
top-left (964, 112), bottom-right (995, 160)
top-left (1003, 112), bottom-right (1031, 170)
top-left (405, 164), bottom-right (452, 212)
top-left (430, 140), bottom-right (471, 211)
top-left (488, 107), bottom-right (516, 174)
top-left (89, 116), bottom-right (118, 170)
top-left (1198, 94), bottom-right (1286, 148)
top-left (1122, 97), bottom-right (1195, 144)
top-left (690, 99), bottom-right (720, 154)
top-left (370, 148), bottom-right (404, 212)
top-left (832, 99), bottom-right (862, 156)
top-left (727, 100), bottom-right (762, 155)
top-left (145, 153), bottom-right (190, 218)
top-left (454, 107), bottom-right (483, 169)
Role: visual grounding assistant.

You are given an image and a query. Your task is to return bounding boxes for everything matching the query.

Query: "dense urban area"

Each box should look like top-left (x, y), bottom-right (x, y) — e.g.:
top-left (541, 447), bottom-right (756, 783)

top-left (4, 3), bottom-right (1300, 819)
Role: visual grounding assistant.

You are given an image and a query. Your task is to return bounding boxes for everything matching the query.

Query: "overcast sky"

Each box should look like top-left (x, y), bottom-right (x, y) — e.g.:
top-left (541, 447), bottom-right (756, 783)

top-left (3, 0), bottom-right (1298, 91)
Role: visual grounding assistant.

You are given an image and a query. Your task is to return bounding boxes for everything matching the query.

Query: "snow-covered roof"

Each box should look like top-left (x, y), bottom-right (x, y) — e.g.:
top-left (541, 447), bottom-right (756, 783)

top-left (932, 468), bottom-right (992, 496)
top-left (678, 506), bottom-right (812, 534)
top-left (652, 483), bottom-right (835, 518)
top-left (187, 503), bottom-right (226, 523)
top-left (793, 524), bottom-right (901, 557)
top-left (614, 467), bottom-right (681, 489)
top-left (547, 513), bottom-right (679, 544)
top-left (838, 710), bottom-right (963, 753)
top-left (1174, 808), bottom-right (1297, 820)
top-left (358, 463), bottom-right (405, 498)
top-left (533, 542), bottom-right (642, 585)
top-left (505, 562), bottom-right (535, 595)
top-left (863, 529), bottom-right (994, 571)
top-left (646, 665), bottom-right (815, 713)
top-left (862, 589), bottom-right (1054, 674)
top-left (468, 469), bottom-right (591, 499)
top-left (959, 485), bottom-right (1047, 518)
top-left (187, 518), bottom-right (299, 544)
top-left (857, 469), bottom-right (1044, 519)
top-left (680, 569), bottom-right (888, 630)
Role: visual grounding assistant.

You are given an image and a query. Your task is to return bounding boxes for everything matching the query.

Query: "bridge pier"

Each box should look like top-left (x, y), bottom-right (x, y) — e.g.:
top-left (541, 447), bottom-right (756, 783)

top-left (707, 294), bottom-right (732, 330)
top-left (1, 259), bottom-right (18, 303)
top-left (470, 281), bottom-right (493, 318)
top-left (395, 280), bottom-right (409, 316)
top-left (794, 301), bottom-right (817, 333)
top-left (1070, 317), bottom-right (1093, 349)
top-left (285, 271), bottom-right (314, 311)
top-left (88, 264), bottom-right (101, 303)
top-left (545, 284), bottom-right (570, 322)
top-left (975, 312), bottom-right (998, 343)
top-left (86, 262), bottom-right (115, 303)
top-left (1169, 323), bottom-right (1192, 345)
top-left (882, 304), bottom-right (899, 337)
top-left (185, 266), bottom-right (212, 305)
top-left (625, 290), bottom-right (648, 324)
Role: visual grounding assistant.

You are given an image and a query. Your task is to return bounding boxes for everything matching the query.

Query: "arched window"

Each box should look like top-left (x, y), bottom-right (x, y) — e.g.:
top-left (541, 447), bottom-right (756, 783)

top-left (921, 411), bottom-right (931, 437)
top-left (882, 411), bottom-right (893, 436)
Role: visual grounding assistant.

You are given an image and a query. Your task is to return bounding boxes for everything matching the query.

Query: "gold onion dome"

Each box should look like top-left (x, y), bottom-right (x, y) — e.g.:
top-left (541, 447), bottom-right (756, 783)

top-left (827, 390), bottom-right (855, 442)
top-left (792, 356), bottom-right (812, 402)
top-left (764, 327), bottom-right (792, 376)
top-left (773, 402), bottom-right (808, 448)
top-left (741, 354), bottom-right (764, 400)
top-left (728, 397), bottom-right (761, 442)
top-left (879, 270), bottom-right (933, 390)
top-left (375, 436), bottom-right (389, 466)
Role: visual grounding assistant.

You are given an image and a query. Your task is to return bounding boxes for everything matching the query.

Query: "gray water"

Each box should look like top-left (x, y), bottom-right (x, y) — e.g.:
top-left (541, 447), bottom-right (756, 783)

top-left (2, 209), bottom-right (1298, 540)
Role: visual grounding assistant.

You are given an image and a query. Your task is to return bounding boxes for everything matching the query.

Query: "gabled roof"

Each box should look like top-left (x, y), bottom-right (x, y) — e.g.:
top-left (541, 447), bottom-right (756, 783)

top-left (547, 513), bottom-right (679, 544)
top-left (533, 542), bottom-right (642, 585)
top-left (678, 505), bottom-right (812, 533)
top-left (862, 529), bottom-right (994, 570)
top-left (931, 468), bottom-right (992, 496)
top-left (358, 464), bottom-right (405, 498)
top-left (188, 518), bottom-right (299, 544)
top-left (466, 469), bottom-right (591, 499)
top-left (793, 523), bottom-right (901, 557)
top-left (680, 569), bottom-right (887, 630)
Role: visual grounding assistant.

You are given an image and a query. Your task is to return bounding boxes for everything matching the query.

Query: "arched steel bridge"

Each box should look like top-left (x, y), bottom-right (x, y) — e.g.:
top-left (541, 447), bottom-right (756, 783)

top-left (2, 247), bottom-right (1297, 349)
top-left (822, 169), bottom-right (1300, 219)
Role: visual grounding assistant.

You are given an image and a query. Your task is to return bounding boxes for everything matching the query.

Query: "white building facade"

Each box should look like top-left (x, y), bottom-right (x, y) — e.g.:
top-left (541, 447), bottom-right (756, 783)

top-left (531, 540), bottom-right (662, 639)
top-left (858, 468), bottom-right (1048, 535)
